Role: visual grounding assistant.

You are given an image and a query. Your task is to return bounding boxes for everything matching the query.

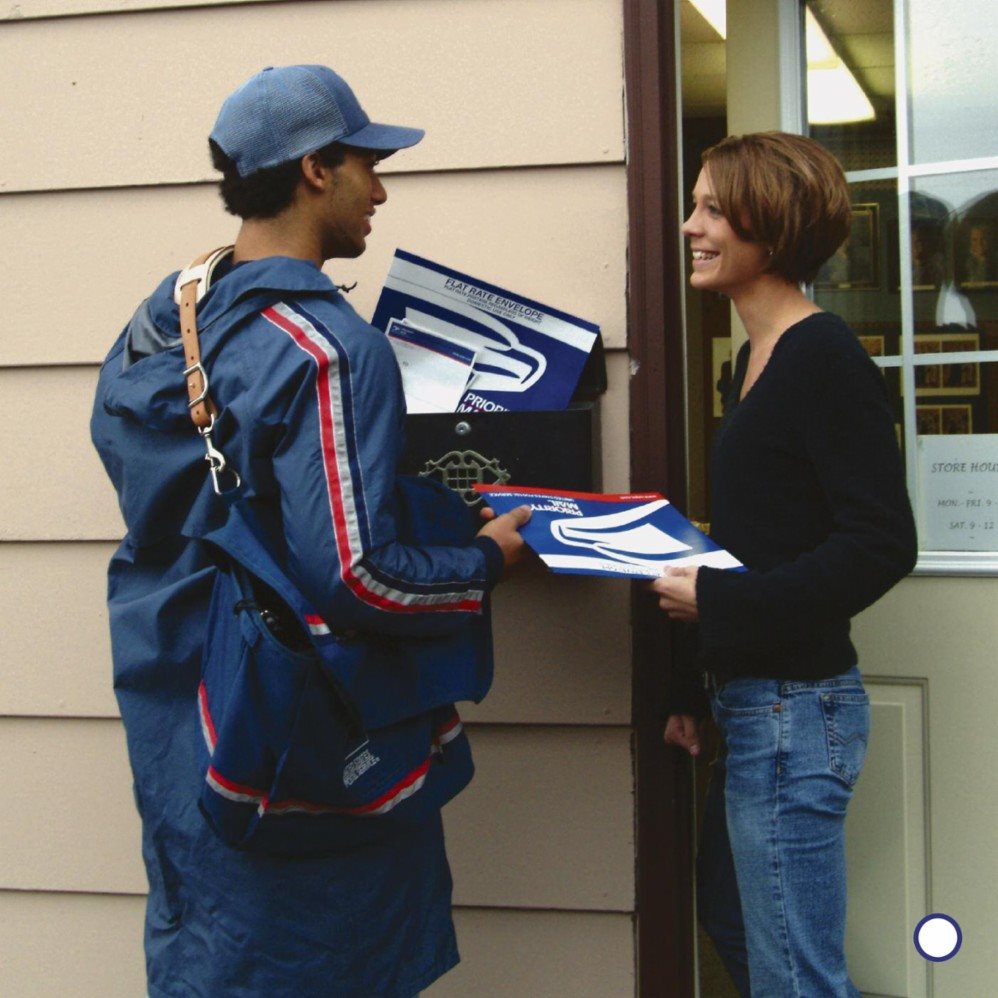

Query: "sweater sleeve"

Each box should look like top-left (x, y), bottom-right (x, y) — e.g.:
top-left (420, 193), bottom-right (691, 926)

top-left (661, 623), bottom-right (710, 720)
top-left (263, 301), bottom-right (502, 639)
top-left (696, 344), bottom-right (917, 650)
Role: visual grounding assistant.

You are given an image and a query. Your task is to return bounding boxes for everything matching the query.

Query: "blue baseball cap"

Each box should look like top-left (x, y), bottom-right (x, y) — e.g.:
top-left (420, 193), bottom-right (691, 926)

top-left (210, 65), bottom-right (425, 177)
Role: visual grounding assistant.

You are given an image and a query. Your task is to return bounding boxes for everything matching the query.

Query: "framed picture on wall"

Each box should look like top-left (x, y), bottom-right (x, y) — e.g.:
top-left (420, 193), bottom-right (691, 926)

top-left (888, 194), bottom-right (949, 291)
top-left (916, 404), bottom-right (973, 435)
top-left (815, 203), bottom-right (880, 290)
top-left (857, 335), bottom-right (885, 358)
top-left (956, 217), bottom-right (998, 290)
top-left (911, 332), bottom-right (981, 397)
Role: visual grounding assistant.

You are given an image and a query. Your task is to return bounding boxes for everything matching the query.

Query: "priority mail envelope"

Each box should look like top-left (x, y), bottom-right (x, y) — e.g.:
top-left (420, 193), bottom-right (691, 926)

top-left (372, 250), bottom-right (599, 413)
top-left (475, 485), bottom-right (744, 579)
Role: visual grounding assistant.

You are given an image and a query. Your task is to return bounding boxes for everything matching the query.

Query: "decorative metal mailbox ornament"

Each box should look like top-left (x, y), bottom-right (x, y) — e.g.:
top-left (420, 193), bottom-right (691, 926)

top-left (419, 449), bottom-right (511, 506)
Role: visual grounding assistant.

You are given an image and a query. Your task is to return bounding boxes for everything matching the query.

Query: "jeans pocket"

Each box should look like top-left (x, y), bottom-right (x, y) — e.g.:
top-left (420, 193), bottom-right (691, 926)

top-left (714, 677), bottom-right (781, 716)
top-left (820, 691), bottom-right (870, 787)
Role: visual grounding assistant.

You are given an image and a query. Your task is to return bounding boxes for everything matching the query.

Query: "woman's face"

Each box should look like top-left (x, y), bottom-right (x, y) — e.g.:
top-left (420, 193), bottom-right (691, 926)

top-left (681, 167), bottom-right (770, 297)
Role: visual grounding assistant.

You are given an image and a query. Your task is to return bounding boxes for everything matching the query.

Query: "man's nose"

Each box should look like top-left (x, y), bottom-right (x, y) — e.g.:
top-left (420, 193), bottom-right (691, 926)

top-left (373, 175), bottom-right (387, 205)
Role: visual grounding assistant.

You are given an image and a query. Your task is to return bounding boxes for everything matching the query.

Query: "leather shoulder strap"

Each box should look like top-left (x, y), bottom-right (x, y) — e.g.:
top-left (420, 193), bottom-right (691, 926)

top-left (176, 246), bottom-right (234, 430)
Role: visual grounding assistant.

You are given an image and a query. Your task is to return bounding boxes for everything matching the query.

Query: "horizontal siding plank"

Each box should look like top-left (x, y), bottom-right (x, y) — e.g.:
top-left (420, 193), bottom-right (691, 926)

top-left (1, 720), bottom-right (634, 911)
top-left (429, 909), bottom-right (634, 997)
top-left (0, 165), bottom-right (627, 367)
top-left (1, 543), bottom-right (631, 726)
top-left (600, 351), bottom-right (632, 491)
top-left (0, 890), bottom-right (147, 998)
top-left (0, 542), bottom-right (118, 718)
top-left (0, 719), bottom-right (147, 893)
top-left (10, 0), bottom-right (278, 19)
top-left (469, 573), bottom-right (631, 726)
top-left (0, 892), bottom-right (633, 998)
top-left (0, 368), bottom-right (124, 541)
top-left (0, 0), bottom-right (624, 193)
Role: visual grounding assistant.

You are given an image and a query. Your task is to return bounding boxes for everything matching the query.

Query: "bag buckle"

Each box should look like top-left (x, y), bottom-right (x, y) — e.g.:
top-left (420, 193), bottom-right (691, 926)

top-left (183, 361), bottom-right (210, 410)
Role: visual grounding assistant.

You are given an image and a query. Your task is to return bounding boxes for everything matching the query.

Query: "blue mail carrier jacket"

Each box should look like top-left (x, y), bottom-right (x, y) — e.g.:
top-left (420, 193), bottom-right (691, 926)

top-left (91, 255), bottom-right (504, 997)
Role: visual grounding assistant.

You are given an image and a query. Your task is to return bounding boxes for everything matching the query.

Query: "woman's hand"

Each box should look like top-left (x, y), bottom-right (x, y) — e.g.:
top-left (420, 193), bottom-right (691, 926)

top-left (648, 566), bottom-right (700, 622)
top-left (664, 714), bottom-right (702, 757)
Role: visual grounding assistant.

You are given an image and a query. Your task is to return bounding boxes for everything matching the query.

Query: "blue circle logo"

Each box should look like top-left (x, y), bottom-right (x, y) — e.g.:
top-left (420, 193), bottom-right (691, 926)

top-left (913, 913), bottom-right (962, 962)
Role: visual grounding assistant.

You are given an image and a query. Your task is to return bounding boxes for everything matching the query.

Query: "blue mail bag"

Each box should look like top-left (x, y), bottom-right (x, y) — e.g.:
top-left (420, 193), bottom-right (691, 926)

top-left (194, 487), bottom-right (477, 857)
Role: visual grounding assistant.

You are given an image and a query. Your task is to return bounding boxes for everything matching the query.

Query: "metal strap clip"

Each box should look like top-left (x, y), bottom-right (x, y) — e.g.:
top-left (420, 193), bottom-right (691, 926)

top-left (199, 414), bottom-right (241, 495)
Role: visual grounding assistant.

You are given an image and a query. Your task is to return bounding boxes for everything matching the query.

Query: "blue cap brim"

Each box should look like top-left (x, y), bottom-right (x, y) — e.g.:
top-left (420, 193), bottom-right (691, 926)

top-left (338, 122), bottom-right (425, 152)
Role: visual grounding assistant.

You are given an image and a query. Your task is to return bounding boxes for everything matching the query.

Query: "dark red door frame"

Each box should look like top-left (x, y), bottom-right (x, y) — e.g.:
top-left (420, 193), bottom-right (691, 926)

top-left (624, 1), bottom-right (696, 995)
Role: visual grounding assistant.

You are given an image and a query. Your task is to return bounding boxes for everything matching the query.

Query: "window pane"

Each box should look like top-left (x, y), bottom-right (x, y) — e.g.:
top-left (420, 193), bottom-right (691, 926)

top-left (909, 169), bottom-right (998, 329)
top-left (908, 0), bottom-right (998, 165)
top-left (806, 0), bottom-right (896, 171)
top-left (814, 179), bottom-right (901, 346)
top-left (914, 362), bottom-right (998, 551)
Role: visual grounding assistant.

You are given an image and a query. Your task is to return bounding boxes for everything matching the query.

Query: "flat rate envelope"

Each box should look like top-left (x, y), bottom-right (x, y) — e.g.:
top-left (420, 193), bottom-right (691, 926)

top-left (372, 250), bottom-right (599, 413)
top-left (475, 485), bottom-right (744, 579)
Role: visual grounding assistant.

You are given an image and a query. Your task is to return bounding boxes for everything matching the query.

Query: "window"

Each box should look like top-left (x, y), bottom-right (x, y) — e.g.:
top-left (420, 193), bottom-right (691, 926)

top-left (807, 0), bottom-right (998, 573)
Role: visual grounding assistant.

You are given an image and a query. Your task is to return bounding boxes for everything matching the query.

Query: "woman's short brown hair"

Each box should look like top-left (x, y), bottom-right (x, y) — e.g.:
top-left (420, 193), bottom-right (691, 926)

top-left (701, 132), bottom-right (852, 285)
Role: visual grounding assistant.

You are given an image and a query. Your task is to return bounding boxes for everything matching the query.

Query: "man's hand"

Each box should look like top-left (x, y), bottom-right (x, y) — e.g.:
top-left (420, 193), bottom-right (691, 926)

top-left (664, 714), bottom-right (702, 757)
top-left (477, 504), bottom-right (532, 569)
top-left (648, 565), bottom-right (700, 621)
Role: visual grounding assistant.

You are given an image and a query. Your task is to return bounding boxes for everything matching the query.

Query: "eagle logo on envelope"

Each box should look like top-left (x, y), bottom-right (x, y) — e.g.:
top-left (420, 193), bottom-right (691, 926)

top-left (549, 501), bottom-right (694, 568)
top-left (474, 485), bottom-right (745, 579)
top-left (372, 250), bottom-right (599, 413)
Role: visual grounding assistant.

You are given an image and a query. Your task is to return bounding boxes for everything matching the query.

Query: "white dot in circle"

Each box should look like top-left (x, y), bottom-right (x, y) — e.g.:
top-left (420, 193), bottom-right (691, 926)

top-left (913, 914), bottom-right (962, 962)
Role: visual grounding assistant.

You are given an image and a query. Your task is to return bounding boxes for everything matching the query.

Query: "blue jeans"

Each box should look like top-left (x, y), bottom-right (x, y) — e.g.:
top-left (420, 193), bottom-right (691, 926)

top-left (698, 666), bottom-right (869, 997)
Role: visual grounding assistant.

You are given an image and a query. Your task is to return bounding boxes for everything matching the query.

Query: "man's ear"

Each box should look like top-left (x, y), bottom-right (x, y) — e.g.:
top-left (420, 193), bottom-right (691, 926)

top-left (300, 152), bottom-right (334, 192)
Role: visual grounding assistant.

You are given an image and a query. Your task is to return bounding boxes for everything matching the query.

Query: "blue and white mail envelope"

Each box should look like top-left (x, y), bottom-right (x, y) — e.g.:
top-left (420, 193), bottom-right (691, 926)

top-left (372, 250), bottom-right (599, 413)
top-left (475, 485), bottom-right (745, 579)
top-left (386, 318), bottom-right (477, 413)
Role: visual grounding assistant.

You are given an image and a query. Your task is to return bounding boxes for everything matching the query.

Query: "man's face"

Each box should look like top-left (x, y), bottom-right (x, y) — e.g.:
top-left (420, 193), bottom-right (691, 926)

top-left (322, 149), bottom-right (388, 259)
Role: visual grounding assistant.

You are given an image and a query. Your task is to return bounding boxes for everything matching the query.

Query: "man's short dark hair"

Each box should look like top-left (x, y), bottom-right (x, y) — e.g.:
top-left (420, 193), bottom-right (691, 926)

top-left (208, 139), bottom-right (348, 219)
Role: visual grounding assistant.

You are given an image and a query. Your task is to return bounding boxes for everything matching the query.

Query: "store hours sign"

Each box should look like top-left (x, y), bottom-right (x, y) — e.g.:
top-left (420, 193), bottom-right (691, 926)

top-left (918, 434), bottom-right (998, 551)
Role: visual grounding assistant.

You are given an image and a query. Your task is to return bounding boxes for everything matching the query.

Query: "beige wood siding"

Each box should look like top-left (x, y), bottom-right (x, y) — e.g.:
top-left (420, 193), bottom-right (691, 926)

top-left (1, 0), bottom-right (624, 192)
top-left (1, 167), bottom-right (627, 369)
top-left (429, 909), bottom-right (635, 997)
top-left (0, 542), bottom-right (119, 718)
top-left (0, 892), bottom-right (633, 998)
top-left (0, 891), bottom-right (148, 998)
top-left (1, 1), bottom-right (634, 994)
top-left (0, 720), bottom-right (633, 909)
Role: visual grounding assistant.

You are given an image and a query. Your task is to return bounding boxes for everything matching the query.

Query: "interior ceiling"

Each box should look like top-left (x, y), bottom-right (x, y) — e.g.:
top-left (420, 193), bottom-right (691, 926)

top-left (681, 0), bottom-right (896, 118)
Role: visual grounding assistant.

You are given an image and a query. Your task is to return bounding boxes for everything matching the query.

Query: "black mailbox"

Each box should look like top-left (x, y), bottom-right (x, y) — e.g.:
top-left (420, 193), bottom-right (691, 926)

top-left (401, 334), bottom-right (607, 506)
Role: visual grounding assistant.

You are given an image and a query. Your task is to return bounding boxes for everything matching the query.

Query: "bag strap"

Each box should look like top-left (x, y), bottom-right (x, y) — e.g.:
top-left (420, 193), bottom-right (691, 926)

top-left (176, 246), bottom-right (241, 494)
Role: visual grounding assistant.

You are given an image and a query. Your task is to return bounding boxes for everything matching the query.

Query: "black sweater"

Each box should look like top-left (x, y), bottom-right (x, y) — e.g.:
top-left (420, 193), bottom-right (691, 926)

top-left (669, 312), bottom-right (917, 717)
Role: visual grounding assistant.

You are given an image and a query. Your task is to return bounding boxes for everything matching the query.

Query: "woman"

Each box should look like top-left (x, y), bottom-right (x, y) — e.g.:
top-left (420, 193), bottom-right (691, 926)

top-left (652, 133), bottom-right (917, 997)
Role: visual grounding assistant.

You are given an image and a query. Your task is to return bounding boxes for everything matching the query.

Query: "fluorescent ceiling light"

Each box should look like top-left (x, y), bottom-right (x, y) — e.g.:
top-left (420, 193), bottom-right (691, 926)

top-left (687, 2), bottom-right (874, 125)
top-left (689, 0), bottom-right (726, 40)
top-left (805, 8), bottom-right (875, 123)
